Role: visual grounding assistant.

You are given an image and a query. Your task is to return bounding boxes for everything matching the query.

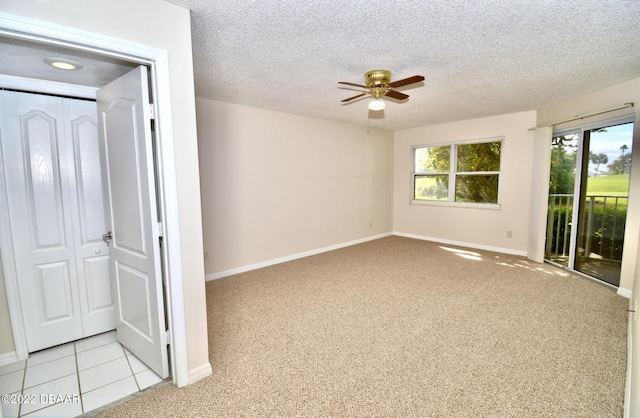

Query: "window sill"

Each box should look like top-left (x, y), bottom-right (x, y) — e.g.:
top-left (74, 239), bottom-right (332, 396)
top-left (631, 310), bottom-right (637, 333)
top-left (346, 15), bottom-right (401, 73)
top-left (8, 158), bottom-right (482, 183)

top-left (410, 199), bottom-right (502, 210)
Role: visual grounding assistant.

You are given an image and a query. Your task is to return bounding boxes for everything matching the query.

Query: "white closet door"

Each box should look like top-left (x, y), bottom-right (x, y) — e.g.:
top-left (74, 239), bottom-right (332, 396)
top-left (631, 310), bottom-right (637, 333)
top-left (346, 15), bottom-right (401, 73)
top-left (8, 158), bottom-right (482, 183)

top-left (0, 91), bottom-right (83, 352)
top-left (64, 99), bottom-right (114, 337)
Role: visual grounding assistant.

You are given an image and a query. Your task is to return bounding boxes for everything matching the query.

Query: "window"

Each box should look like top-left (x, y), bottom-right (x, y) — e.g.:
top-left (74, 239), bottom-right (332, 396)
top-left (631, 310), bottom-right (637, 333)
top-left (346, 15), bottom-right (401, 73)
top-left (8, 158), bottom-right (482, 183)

top-left (412, 138), bottom-right (503, 205)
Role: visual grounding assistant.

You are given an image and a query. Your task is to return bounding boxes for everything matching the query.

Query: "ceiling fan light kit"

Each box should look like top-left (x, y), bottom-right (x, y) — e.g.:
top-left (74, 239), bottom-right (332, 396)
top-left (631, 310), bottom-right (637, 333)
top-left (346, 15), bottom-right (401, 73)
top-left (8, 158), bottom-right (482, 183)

top-left (368, 96), bottom-right (385, 111)
top-left (339, 69), bottom-right (424, 112)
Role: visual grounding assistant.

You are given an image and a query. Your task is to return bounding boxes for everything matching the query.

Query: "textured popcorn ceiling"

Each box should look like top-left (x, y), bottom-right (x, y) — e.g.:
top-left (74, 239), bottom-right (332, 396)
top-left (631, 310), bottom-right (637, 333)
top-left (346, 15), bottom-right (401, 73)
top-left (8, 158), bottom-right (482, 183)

top-left (2, 2), bottom-right (636, 131)
top-left (162, 0), bottom-right (640, 131)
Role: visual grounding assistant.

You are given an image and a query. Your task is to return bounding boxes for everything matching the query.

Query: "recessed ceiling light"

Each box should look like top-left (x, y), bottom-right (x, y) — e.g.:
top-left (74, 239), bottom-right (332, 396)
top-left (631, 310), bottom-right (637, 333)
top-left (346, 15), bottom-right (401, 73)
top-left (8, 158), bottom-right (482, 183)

top-left (44, 57), bottom-right (83, 71)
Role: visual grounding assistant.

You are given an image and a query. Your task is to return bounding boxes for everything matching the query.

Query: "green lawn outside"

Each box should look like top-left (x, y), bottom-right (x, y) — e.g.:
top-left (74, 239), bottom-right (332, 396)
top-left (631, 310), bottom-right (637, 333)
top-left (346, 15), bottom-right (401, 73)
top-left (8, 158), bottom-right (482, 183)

top-left (417, 174), bottom-right (630, 200)
top-left (586, 174), bottom-right (630, 196)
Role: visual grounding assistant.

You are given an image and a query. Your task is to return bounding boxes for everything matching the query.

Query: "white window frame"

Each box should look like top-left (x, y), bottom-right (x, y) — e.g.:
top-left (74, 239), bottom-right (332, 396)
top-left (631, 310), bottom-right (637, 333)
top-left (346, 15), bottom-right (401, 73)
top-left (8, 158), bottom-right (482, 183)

top-left (411, 136), bottom-right (504, 209)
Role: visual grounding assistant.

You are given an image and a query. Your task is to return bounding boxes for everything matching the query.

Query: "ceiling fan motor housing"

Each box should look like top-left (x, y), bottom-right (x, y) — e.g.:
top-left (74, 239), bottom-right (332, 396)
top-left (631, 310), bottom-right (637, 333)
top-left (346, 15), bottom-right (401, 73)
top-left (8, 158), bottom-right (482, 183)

top-left (365, 69), bottom-right (391, 87)
top-left (365, 70), bottom-right (391, 98)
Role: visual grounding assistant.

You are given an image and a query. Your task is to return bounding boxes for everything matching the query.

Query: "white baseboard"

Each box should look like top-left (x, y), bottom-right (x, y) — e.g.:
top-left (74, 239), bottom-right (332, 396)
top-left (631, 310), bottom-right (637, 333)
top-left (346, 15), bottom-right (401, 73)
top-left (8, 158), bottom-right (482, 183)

top-left (392, 231), bottom-right (528, 257)
top-left (0, 351), bottom-right (18, 368)
top-left (206, 233), bottom-right (393, 281)
top-left (205, 232), bottom-right (392, 282)
top-left (618, 287), bottom-right (632, 299)
top-left (205, 232), bottom-right (526, 282)
top-left (188, 362), bottom-right (213, 385)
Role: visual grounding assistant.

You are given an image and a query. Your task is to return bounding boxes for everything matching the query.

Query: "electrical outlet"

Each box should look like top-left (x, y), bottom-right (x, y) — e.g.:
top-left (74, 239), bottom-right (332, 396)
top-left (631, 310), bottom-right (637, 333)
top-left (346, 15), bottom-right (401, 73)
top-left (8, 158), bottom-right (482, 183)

top-left (368, 221), bottom-right (373, 229)
top-left (235, 246), bottom-right (241, 254)
top-left (506, 231), bottom-right (513, 238)
top-left (204, 251), bottom-right (209, 261)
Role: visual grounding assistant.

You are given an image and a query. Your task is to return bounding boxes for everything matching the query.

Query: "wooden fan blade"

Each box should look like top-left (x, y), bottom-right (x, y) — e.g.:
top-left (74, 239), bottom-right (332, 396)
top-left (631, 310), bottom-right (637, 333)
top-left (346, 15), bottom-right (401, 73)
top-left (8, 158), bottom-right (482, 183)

top-left (339, 81), bottom-right (369, 89)
top-left (341, 92), bottom-right (369, 102)
top-left (385, 90), bottom-right (409, 100)
top-left (388, 75), bottom-right (425, 88)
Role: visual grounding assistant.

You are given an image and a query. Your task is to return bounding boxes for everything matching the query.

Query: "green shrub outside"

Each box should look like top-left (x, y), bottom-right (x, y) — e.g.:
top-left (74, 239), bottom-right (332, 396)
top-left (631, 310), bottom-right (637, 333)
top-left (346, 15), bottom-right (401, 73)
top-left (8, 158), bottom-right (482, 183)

top-left (547, 199), bottom-right (627, 262)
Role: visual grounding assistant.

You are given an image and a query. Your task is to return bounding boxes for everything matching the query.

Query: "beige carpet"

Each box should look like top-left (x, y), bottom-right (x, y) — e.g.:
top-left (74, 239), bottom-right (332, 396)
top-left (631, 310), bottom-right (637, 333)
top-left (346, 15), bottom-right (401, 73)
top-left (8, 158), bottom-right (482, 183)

top-left (96, 236), bottom-right (628, 417)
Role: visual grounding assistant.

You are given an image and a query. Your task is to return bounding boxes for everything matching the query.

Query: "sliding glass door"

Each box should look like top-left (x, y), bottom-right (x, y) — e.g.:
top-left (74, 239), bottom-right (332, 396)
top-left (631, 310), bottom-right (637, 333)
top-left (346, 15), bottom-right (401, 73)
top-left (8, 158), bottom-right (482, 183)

top-left (545, 118), bottom-right (633, 286)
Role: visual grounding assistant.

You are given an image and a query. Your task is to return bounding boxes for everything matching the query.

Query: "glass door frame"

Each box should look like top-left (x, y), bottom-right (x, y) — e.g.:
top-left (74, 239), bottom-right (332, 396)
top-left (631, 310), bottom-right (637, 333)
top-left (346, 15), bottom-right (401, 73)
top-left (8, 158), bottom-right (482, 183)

top-left (547, 114), bottom-right (634, 286)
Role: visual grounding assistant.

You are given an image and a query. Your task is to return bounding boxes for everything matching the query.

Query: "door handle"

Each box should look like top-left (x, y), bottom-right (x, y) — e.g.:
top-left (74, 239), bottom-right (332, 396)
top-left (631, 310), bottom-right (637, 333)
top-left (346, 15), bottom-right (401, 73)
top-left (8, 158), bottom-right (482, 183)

top-left (102, 231), bottom-right (113, 247)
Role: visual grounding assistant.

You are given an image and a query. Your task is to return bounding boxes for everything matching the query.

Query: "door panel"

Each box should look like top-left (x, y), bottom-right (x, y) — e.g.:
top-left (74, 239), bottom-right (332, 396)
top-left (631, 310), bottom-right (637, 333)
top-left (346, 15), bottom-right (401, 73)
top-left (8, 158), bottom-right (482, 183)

top-left (573, 123), bottom-right (633, 286)
top-left (65, 99), bottom-right (114, 336)
top-left (97, 65), bottom-right (169, 378)
top-left (36, 261), bottom-right (74, 321)
top-left (116, 262), bottom-right (152, 338)
top-left (24, 111), bottom-right (67, 249)
top-left (104, 101), bottom-right (147, 256)
top-left (84, 256), bottom-right (112, 310)
top-left (0, 91), bottom-right (84, 351)
top-left (72, 115), bottom-right (107, 243)
top-left (545, 133), bottom-right (578, 266)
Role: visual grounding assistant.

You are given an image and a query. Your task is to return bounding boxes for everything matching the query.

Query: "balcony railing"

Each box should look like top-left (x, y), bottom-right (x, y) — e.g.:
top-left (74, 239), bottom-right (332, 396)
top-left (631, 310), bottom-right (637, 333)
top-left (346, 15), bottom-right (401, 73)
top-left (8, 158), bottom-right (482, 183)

top-left (545, 194), bottom-right (628, 263)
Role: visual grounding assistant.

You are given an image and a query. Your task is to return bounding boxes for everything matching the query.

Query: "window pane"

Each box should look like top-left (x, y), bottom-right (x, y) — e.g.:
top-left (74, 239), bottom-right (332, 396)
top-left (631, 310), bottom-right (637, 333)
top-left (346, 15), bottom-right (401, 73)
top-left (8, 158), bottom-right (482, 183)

top-left (415, 175), bottom-right (449, 200)
top-left (456, 142), bottom-right (501, 172)
top-left (455, 174), bottom-right (499, 203)
top-left (415, 146), bottom-right (450, 173)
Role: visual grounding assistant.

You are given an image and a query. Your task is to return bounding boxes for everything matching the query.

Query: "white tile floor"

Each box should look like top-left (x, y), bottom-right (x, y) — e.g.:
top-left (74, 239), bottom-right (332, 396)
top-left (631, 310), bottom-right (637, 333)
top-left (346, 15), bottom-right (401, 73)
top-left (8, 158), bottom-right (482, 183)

top-left (0, 331), bottom-right (165, 417)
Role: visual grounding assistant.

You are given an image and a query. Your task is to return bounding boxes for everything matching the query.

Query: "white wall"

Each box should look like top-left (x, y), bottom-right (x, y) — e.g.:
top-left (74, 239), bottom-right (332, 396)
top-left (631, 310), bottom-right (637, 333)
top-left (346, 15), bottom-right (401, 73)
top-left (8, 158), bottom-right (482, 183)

top-left (393, 111), bottom-right (537, 254)
top-left (197, 99), bottom-right (394, 277)
top-left (0, 0), bottom-right (209, 381)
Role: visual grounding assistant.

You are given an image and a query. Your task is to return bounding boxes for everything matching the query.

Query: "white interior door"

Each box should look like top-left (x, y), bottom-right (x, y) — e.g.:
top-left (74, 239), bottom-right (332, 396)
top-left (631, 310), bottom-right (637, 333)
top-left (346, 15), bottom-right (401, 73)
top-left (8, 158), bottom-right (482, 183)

top-left (97, 65), bottom-right (169, 379)
top-left (0, 90), bottom-right (114, 352)
top-left (64, 99), bottom-right (114, 336)
top-left (0, 91), bottom-right (83, 351)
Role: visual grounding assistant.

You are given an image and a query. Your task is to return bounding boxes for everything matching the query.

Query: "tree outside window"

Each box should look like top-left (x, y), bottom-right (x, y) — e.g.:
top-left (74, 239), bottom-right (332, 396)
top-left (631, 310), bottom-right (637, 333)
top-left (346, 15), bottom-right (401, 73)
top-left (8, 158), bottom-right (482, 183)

top-left (413, 139), bottom-right (502, 205)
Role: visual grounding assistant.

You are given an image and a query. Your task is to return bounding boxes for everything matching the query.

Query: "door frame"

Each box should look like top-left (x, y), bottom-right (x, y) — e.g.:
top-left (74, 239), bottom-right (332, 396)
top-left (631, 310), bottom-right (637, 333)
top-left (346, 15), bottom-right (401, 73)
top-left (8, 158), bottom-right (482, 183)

top-left (0, 14), bottom-right (190, 387)
top-left (547, 114), bottom-right (635, 288)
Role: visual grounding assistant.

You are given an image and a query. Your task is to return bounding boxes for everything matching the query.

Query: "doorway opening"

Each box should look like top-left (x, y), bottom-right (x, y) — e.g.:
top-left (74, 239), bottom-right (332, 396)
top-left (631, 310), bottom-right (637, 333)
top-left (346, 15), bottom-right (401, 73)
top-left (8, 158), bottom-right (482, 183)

top-left (545, 117), bottom-right (634, 286)
top-left (0, 29), bottom-right (172, 388)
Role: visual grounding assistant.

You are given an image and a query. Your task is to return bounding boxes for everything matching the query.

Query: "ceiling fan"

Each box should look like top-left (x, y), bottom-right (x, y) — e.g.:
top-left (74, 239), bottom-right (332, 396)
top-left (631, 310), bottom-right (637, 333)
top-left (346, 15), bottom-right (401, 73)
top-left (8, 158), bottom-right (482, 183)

top-left (339, 70), bottom-right (425, 111)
